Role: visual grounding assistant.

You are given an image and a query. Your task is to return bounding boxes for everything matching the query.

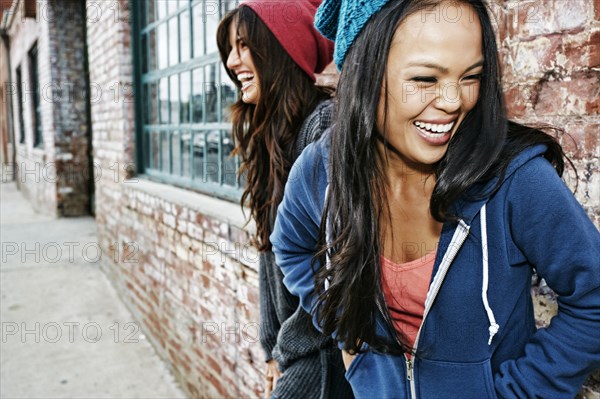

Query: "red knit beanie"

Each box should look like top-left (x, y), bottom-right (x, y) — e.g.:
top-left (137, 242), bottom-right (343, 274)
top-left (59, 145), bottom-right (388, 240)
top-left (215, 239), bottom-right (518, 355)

top-left (240, 0), bottom-right (333, 81)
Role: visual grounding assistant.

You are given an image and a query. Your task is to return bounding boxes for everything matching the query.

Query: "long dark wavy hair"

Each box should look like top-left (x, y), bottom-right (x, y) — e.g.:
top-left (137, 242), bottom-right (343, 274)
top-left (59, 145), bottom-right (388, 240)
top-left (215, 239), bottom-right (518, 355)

top-left (314, 0), bottom-right (568, 355)
top-left (217, 7), bottom-right (328, 252)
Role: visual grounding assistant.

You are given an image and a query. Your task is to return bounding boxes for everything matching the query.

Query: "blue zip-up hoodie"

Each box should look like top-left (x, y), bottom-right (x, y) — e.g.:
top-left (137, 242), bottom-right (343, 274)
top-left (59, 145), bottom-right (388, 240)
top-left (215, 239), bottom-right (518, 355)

top-left (270, 131), bottom-right (600, 399)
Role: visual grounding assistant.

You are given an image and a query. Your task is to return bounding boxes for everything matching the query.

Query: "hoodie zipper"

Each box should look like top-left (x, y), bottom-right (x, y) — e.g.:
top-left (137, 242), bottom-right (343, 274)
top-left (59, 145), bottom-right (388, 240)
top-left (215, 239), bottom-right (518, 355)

top-left (404, 220), bottom-right (471, 399)
top-left (405, 354), bottom-right (414, 381)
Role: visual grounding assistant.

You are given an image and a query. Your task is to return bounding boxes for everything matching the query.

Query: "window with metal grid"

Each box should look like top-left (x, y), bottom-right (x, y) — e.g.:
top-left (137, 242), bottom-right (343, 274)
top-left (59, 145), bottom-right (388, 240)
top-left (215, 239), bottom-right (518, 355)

top-left (132, 0), bottom-right (241, 201)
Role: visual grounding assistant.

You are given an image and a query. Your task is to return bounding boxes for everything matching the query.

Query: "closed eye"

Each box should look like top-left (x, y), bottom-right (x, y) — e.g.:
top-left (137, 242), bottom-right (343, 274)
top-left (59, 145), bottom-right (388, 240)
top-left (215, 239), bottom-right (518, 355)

top-left (411, 76), bottom-right (437, 83)
top-left (463, 73), bottom-right (483, 81)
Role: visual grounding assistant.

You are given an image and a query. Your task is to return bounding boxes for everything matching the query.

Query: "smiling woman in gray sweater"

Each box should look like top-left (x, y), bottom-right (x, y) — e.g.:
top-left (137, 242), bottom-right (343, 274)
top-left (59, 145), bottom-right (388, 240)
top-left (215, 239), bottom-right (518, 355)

top-left (216, 1), bottom-right (352, 397)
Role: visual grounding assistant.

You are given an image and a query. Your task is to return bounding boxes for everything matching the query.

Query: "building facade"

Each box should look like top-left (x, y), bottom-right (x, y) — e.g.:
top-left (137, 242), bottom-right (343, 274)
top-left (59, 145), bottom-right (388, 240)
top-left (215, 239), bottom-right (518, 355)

top-left (2, 0), bottom-right (93, 216)
top-left (1, 0), bottom-right (599, 397)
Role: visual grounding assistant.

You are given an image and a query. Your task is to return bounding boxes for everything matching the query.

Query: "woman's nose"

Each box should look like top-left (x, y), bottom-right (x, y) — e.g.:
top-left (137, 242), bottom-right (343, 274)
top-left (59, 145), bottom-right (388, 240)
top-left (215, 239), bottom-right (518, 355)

top-left (226, 49), bottom-right (240, 70)
top-left (434, 82), bottom-right (462, 114)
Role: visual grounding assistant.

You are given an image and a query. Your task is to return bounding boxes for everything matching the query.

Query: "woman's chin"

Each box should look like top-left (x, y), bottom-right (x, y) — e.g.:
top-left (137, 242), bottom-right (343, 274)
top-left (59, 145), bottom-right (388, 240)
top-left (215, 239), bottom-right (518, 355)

top-left (241, 89), bottom-right (259, 104)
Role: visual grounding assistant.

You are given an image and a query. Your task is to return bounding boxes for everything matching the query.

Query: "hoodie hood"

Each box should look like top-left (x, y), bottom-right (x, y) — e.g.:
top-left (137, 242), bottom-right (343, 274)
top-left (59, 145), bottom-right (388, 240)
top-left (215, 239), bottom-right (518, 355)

top-left (452, 144), bottom-right (550, 224)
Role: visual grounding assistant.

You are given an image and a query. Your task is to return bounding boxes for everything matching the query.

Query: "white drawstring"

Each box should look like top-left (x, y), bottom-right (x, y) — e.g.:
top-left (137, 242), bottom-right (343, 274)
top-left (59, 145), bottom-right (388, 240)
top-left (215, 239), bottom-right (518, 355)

top-left (480, 204), bottom-right (499, 345)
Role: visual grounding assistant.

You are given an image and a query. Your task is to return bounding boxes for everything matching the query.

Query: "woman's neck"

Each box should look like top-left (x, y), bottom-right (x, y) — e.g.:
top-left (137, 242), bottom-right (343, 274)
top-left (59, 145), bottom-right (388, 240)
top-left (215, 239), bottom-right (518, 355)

top-left (376, 141), bottom-right (436, 199)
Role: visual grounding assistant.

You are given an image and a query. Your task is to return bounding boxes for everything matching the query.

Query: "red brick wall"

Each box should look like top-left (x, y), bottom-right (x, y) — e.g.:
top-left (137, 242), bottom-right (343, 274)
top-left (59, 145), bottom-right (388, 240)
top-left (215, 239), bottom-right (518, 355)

top-left (119, 180), bottom-right (262, 397)
top-left (46, 0), bottom-right (92, 216)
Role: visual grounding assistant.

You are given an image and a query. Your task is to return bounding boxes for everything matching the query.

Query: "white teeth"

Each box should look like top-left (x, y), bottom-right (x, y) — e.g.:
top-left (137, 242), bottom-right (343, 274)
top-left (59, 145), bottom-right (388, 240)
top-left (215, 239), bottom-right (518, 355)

top-left (237, 73), bottom-right (254, 82)
top-left (414, 121), bottom-right (455, 134)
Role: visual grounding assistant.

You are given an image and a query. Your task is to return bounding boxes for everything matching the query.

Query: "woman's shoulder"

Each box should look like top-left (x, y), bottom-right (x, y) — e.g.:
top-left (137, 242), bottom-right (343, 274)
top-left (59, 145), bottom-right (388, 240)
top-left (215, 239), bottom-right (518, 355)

top-left (316, 98), bottom-right (336, 119)
top-left (500, 121), bottom-right (565, 184)
top-left (294, 99), bottom-right (336, 158)
top-left (485, 143), bottom-right (561, 202)
top-left (489, 142), bottom-right (578, 222)
top-left (306, 98), bottom-right (335, 127)
top-left (291, 129), bottom-right (330, 182)
top-left (286, 130), bottom-right (331, 216)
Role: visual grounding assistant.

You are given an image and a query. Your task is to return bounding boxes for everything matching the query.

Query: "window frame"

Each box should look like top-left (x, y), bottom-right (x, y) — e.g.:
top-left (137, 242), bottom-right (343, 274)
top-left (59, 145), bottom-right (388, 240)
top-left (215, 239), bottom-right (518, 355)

top-left (131, 0), bottom-right (242, 202)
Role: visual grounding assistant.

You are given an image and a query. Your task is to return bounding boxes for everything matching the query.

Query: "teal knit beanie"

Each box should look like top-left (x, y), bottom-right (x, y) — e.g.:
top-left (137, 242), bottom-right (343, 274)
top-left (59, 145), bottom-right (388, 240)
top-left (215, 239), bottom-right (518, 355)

top-left (315, 0), bottom-right (392, 70)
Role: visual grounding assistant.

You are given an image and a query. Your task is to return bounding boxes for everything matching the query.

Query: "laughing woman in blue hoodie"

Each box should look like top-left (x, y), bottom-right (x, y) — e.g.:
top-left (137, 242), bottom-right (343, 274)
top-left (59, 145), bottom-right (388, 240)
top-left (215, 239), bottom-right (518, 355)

top-left (270, 0), bottom-right (600, 398)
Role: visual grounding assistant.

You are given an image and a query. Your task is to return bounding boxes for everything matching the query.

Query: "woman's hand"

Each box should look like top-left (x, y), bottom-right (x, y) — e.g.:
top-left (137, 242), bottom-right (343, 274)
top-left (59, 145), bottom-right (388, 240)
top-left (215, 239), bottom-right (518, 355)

top-left (264, 359), bottom-right (282, 398)
top-left (315, 61), bottom-right (340, 96)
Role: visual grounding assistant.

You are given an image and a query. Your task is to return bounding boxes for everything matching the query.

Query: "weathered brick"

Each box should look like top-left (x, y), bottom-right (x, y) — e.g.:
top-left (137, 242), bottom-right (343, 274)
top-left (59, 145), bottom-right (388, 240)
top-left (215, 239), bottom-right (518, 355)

top-left (505, 0), bottom-right (590, 38)
top-left (505, 84), bottom-right (533, 118)
top-left (533, 72), bottom-right (600, 117)
top-left (511, 34), bottom-right (563, 79)
top-left (590, 30), bottom-right (600, 68)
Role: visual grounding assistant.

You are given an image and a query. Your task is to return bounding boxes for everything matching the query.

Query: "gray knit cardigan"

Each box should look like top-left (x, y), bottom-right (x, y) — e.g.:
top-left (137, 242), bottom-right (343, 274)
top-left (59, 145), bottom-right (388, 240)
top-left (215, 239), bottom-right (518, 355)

top-left (259, 99), bottom-right (354, 399)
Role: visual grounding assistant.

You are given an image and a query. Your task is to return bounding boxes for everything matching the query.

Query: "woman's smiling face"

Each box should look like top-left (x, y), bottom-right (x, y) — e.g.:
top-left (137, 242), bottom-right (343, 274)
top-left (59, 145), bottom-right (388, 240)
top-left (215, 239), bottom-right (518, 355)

top-left (226, 20), bottom-right (260, 104)
top-left (377, 1), bottom-right (484, 166)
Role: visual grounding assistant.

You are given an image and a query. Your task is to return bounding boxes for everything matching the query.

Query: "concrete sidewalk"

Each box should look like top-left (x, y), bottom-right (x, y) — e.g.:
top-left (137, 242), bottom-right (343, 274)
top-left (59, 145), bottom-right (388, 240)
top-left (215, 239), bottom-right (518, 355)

top-left (0, 181), bottom-right (186, 399)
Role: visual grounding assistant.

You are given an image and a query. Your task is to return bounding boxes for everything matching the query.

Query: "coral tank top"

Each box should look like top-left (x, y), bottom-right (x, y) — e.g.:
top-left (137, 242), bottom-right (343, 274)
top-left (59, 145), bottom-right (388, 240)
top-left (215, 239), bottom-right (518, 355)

top-left (381, 252), bottom-right (436, 349)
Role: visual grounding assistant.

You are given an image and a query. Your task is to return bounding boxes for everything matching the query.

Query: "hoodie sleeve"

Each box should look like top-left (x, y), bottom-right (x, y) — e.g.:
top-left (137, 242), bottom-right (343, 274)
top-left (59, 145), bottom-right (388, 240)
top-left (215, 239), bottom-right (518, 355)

top-left (495, 156), bottom-right (600, 398)
top-left (270, 141), bottom-right (326, 324)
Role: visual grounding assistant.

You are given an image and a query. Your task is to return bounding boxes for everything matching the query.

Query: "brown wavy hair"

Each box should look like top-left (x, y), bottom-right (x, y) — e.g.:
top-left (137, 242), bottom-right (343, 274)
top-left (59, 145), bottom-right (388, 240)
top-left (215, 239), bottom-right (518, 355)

top-left (217, 7), bottom-right (328, 252)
